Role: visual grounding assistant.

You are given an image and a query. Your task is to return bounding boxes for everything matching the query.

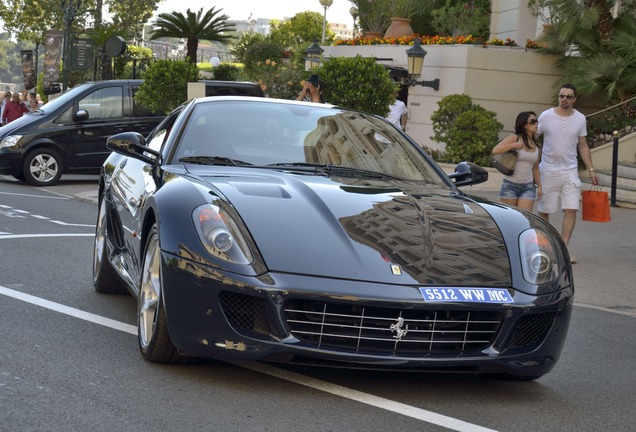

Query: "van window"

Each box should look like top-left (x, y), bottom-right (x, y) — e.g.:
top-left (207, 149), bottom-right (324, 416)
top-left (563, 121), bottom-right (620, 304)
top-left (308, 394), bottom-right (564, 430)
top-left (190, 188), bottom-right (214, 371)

top-left (78, 86), bottom-right (123, 119)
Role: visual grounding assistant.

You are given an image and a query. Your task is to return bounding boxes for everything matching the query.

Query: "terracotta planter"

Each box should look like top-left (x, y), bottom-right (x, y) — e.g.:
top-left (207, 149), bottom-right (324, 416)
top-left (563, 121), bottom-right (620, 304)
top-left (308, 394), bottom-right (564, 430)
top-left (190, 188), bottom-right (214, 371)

top-left (363, 31), bottom-right (385, 39)
top-left (384, 18), bottom-right (413, 39)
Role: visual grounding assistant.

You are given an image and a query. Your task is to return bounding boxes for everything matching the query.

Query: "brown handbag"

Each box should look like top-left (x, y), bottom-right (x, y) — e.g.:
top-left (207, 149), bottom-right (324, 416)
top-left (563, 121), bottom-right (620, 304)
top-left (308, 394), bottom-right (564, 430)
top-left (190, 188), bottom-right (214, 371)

top-left (489, 149), bottom-right (518, 176)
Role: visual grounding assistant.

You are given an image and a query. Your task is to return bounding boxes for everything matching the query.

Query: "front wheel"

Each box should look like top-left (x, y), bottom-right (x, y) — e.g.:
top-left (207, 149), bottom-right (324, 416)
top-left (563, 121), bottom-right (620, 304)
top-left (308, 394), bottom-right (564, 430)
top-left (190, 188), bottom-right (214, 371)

top-left (22, 148), bottom-right (63, 186)
top-left (138, 224), bottom-right (184, 363)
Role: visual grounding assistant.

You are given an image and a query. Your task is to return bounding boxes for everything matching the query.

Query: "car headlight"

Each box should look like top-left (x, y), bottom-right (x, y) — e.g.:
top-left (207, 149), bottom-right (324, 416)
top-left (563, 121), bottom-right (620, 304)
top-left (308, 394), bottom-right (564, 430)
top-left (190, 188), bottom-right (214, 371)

top-left (0, 135), bottom-right (23, 149)
top-left (519, 229), bottom-right (565, 284)
top-left (193, 204), bottom-right (253, 265)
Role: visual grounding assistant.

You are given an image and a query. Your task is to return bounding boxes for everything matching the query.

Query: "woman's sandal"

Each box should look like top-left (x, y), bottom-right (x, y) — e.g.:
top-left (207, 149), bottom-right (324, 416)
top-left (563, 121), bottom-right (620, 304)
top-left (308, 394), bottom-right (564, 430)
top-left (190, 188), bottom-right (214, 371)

top-left (570, 256), bottom-right (577, 264)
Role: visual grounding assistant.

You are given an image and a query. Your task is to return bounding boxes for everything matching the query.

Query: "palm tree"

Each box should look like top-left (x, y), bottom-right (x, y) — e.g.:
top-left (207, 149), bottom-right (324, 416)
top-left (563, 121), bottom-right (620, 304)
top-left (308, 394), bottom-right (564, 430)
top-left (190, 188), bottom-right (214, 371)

top-left (150, 7), bottom-right (235, 63)
top-left (537, 0), bottom-right (636, 106)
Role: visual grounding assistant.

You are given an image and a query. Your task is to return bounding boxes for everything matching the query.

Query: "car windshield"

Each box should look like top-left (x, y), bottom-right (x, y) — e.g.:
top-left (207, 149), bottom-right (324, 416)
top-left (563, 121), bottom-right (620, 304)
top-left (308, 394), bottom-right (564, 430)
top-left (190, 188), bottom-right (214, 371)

top-left (171, 100), bottom-right (447, 184)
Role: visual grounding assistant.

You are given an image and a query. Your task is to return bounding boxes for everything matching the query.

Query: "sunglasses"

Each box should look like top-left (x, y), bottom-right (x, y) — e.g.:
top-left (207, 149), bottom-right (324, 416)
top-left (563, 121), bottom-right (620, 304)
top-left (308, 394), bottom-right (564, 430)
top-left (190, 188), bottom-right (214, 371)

top-left (527, 119), bottom-right (538, 125)
top-left (558, 94), bottom-right (575, 100)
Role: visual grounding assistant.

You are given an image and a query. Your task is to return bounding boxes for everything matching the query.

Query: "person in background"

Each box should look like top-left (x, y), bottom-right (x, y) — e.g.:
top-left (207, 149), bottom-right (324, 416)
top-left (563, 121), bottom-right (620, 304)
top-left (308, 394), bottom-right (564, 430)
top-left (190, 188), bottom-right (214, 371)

top-left (0, 91), bottom-right (11, 125)
top-left (386, 91), bottom-right (408, 131)
top-left (537, 83), bottom-right (599, 264)
top-left (296, 74), bottom-right (325, 103)
top-left (491, 111), bottom-right (542, 212)
top-left (2, 91), bottom-right (29, 125)
top-left (28, 97), bottom-right (39, 112)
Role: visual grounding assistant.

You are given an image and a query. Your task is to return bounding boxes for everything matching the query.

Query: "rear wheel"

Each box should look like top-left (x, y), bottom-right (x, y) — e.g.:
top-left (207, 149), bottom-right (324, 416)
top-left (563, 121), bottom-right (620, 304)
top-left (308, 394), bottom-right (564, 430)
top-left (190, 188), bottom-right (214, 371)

top-left (138, 224), bottom-right (184, 363)
top-left (22, 148), bottom-right (63, 186)
top-left (93, 198), bottom-right (127, 294)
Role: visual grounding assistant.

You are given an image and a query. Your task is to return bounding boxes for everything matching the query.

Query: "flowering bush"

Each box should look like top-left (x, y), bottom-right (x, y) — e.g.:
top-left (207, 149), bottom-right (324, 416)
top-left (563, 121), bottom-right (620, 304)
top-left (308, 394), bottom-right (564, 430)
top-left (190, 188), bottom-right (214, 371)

top-left (247, 59), bottom-right (306, 100)
top-left (334, 34), bottom-right (529, 48)
top-left (488, 38), bottom-right (517, 47)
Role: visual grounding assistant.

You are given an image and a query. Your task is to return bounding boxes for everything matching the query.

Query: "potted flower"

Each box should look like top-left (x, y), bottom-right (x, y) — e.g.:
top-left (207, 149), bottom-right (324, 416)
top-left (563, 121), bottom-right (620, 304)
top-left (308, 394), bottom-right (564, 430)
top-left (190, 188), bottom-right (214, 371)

top-left (352, 0), bottom-right (390, 38)
top-left (384, 0), bottom-right (429, 38)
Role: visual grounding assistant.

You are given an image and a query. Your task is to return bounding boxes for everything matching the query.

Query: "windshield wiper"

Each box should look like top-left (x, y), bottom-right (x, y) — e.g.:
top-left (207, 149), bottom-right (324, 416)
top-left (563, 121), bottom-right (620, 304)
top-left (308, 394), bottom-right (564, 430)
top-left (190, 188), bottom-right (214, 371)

top-left (266, 162), bottom-right (404, 180)
top-left (327, 165), bottom-right (405, 180)
top-left (179, 156), bottom-right (253, 166)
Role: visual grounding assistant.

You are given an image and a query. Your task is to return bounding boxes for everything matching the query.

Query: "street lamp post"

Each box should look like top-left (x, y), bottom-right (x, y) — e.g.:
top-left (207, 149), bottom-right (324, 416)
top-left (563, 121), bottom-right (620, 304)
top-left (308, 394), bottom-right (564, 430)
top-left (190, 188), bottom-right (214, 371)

top-left (405, 38), bottom-right (440, 91)
top-left (304, 40), bottom-right (324, 71)
top-left (319, 0), bottom-right (333, 44)
top-left (349, 6), bottom-right (358, 39)
top-left (61, 0), bottom-right (83, 92)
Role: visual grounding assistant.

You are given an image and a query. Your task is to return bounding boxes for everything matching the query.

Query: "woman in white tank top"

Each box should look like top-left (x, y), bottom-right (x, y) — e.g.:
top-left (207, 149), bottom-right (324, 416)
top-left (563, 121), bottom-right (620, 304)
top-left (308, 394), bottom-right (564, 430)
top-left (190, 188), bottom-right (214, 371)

top-left (491, 111), bottom-right (542, 211)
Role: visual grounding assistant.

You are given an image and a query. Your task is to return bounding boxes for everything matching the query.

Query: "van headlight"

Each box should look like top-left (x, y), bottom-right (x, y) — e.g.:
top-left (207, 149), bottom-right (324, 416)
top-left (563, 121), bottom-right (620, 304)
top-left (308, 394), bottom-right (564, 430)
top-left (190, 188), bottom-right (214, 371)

top-left (0, 135), bottom-right (23, 149)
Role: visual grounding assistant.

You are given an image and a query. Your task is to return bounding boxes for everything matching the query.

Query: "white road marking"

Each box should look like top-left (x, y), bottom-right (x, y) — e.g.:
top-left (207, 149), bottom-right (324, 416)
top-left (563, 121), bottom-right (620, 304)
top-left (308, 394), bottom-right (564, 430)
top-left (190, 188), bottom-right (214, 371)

top-left (0, 191), bottom-right (69, 200)
top-left (0, 283), bottom-right (501, 432)
top-left (0, 204), bottom-right (94, 227)
top-left (50, 220), bottom-right (95, 227)
top-left (0, 285), bottom-right (136, 335)
top-left (0, 233), bottom-right (94, 239)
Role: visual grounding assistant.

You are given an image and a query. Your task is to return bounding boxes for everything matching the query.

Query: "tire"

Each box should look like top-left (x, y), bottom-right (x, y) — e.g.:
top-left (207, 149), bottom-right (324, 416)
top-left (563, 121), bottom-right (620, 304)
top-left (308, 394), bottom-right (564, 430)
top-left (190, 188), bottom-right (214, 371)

top-left (138, 224), bottom-right (184, 363)
top-left (93, 198), bottom-right (127, 294)
top-left (22, 148), bottom-right (63, 186)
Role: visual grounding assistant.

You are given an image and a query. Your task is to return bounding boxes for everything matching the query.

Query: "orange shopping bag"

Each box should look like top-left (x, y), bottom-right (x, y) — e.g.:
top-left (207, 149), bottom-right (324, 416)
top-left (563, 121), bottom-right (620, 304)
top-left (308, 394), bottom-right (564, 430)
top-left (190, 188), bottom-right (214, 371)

top-left (582, 184), bottom-right (610, 222)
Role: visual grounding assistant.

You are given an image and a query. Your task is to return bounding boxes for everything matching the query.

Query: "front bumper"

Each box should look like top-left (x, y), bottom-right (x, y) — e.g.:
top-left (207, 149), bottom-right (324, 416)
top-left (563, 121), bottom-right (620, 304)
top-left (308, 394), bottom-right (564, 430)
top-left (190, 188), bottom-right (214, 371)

top-left (160, 251), bottom-right (573, 376)
top-left (0, 151), bottom-right (22, 176)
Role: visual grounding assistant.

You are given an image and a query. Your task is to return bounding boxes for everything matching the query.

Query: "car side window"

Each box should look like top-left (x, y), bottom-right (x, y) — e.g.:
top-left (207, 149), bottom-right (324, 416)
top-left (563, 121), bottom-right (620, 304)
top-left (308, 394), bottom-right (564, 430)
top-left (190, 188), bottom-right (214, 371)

top-left (78, 86), bottom-right (123, 119)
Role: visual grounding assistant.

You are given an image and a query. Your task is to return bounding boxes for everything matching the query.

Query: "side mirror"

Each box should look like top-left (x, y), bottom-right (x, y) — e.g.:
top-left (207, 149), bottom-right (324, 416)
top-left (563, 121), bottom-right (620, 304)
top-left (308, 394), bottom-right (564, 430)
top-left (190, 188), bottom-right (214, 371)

top-left (73, 109), bottom-right (89, 122)
top-left (107, 132), bottom-right (161, 165)
top-left (447, 161), bottom-right (488, 187)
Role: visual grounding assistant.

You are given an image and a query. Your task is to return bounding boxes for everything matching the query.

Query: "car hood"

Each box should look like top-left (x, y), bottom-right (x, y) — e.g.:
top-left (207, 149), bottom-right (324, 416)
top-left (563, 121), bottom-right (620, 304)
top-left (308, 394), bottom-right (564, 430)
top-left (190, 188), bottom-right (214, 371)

top-left (195, 169), bottom-right (511, 286)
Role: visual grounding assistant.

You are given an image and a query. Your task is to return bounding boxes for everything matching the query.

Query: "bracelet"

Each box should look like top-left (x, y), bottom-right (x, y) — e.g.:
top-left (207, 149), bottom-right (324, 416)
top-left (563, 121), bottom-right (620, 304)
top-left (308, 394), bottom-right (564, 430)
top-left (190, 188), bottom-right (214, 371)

top-left (589, 168), bottom-right (595, 171)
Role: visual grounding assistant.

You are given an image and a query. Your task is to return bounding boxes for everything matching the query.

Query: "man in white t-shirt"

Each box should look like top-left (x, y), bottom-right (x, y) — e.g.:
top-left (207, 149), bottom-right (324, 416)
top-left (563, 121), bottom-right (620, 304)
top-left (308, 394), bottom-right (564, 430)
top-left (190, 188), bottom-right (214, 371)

top-left (537, 83), bottom-right (599, 263)
top-left (386, 96), bottom-right (407, 131)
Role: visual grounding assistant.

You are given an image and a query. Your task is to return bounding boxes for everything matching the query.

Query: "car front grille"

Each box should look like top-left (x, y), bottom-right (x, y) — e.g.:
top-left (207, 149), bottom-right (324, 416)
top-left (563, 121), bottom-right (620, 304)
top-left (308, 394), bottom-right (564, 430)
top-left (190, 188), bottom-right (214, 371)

top-left (284, 300), bottom-right (503, 356)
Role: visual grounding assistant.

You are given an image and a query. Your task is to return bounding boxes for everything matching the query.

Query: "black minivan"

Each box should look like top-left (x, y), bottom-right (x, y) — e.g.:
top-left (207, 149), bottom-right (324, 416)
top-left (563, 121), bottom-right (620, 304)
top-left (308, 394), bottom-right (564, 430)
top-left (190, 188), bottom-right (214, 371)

top-left (0, 80), bottom-right (162, 186)
top-left (0, 79), bottom-right (264, 186)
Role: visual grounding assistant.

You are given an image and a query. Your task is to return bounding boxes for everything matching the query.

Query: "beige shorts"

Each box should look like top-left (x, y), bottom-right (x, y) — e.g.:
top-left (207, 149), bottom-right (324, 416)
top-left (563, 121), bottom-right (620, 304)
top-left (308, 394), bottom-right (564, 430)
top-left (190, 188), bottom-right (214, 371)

top-left (538, 170), bottom-right (581, 213)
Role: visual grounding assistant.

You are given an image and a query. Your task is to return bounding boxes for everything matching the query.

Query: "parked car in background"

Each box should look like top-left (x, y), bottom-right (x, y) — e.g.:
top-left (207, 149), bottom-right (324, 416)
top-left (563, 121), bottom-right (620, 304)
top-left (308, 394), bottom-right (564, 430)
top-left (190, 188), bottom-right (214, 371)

top-left (94, 96), bottom-right (574, 380)
top-left (0, 80), bottom-right (264, 186)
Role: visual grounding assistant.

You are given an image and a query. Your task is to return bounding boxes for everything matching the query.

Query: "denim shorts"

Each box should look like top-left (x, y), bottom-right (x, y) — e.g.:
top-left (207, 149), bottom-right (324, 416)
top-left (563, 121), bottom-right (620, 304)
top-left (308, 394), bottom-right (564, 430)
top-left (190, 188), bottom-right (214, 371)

top-left (499, 179), bottom-right (536, 200)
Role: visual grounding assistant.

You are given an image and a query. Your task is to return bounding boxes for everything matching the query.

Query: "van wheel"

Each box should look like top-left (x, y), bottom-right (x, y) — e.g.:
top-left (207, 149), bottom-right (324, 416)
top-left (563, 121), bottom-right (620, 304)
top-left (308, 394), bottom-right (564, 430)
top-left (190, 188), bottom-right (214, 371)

top-left (23, 148), bottom-right (63, 186)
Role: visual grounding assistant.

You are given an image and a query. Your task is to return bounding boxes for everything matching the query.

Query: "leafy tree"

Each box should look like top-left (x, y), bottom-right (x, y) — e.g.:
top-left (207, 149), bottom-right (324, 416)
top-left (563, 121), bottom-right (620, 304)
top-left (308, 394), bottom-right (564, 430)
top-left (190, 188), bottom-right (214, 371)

top-left (241, 39), bottom-right (286, 76)
top-left (135, 59), bottom-right (199, 114)
top-left (212, 63), bottom-right (242, 81)
top-left (106, 0), bottom-right (161, 43)
top-left (150, 7), bottom-right (235, 64)
top-left (317, 55), bottom-right (397, 116)
top-left (0, 33), bottom-right (23, 85)
top-left (269, 11), bottom-right (333, 47)
top-left (230, 32), bottom-right (266, 65)
top-left (535, 0), bottom-right (636, 108)
top-left (430, 94), bottom-right (502, 165)
top-left (114, 45), bottom-right (154, 79)
top-left (0, 0), bottom-right (158, 45)
top-left (244, 59), bottom-right (305, 100)
top-left (431, 0), bottom-right (491, 40)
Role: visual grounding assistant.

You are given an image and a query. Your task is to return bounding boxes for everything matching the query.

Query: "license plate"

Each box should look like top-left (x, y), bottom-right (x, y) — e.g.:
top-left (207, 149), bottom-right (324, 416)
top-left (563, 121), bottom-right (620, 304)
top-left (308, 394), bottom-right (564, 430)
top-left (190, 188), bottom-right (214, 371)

top-left (419, 287), bottom-right (513, 303)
